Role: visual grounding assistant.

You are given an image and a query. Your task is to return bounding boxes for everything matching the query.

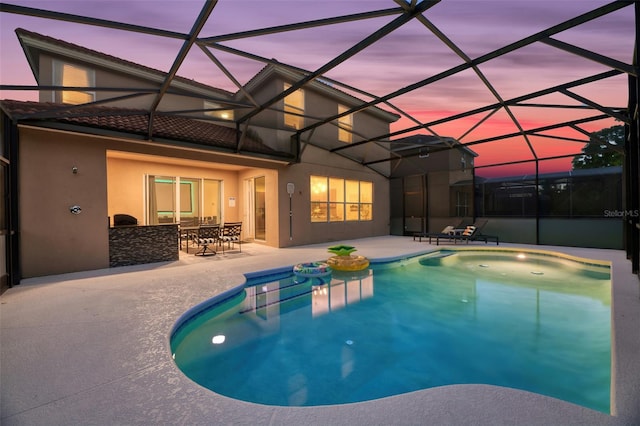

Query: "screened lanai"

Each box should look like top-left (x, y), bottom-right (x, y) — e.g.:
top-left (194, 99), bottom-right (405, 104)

top-left (0, 0), bottom-right (638, 273)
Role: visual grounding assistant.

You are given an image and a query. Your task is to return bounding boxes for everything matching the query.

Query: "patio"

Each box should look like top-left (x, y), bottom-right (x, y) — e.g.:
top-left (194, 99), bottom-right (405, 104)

top-left (1, 236), bottom-right (639, 425)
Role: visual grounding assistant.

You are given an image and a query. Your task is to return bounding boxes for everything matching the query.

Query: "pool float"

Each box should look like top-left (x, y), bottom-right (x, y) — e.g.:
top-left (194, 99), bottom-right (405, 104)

top-left (326, 244), bottom-right (370, 272)
top-left (326, 255), bottom-right (370, 271)
top-left (293, 261), bottom-right (332, 277)
top-left (330, 267), bottom-right (371, 280)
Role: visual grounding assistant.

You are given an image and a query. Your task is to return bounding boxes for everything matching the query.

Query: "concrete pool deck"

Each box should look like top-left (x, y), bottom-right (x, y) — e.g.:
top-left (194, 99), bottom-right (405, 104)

top-left (1, 236), bottom-right (639, 425)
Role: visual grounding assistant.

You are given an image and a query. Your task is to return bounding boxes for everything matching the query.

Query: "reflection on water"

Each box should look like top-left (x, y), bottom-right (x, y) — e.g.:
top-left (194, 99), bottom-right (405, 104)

top-left (311, 271), bottom-right (374, 317)
top-left (242, 270), bottom-right (374, 319)
top-left (171, 250), bottom-right (611, 412)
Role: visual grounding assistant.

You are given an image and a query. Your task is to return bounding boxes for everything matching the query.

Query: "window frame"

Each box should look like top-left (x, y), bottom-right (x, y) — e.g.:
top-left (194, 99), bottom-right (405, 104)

top-left (52, 59), bottom-right (95, 104)
top-left (283, 82), bottom-right (304, 129)
top-left (338, 104), bottom-right (353, 143)
top-left (146, 175), bottom-right (222, 225)
top-left (310, 175), bottom-right (373, 222)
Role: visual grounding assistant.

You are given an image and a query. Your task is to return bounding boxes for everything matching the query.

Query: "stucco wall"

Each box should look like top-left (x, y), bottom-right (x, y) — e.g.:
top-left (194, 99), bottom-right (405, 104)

top-left (19, 126), bottom-right (110, 277)
top-left (106, 154), bottom-right (243, 225)
top-left (38, 53), bottom-right (229, 114)
top-left (427, 171), bottom-right (450, 219)
top-left (278, 144), bottom-right (390, 248)
top-left (244, 76), bottom-right (395, 169)
top-left (107, 153), bottom-right (280, 246)
top-left (237, 168), bottom-right (280, 247)
top-left (18, 128), bottom-right (288, 278)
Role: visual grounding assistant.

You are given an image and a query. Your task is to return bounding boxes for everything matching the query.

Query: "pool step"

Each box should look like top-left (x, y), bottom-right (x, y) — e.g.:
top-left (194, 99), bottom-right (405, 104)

top-left (418, 251), bottom-right (456, 266)
top-left (241, 276), bottom-right (326, 314)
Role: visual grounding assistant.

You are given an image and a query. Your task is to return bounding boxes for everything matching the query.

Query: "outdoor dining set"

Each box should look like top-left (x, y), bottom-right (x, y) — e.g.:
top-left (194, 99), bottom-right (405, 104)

top-left (179, 220), bottom-right (243, 256)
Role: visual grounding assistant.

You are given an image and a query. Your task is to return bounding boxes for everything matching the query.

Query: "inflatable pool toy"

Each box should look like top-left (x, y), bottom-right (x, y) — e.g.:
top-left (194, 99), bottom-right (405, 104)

top-left (326, 255), bottom-right (370, 271)
top-left (326, 244), bottom-right (370, 272)
top-left (293, 261), bottom-right (332, 277)
top-left (330, 267), bottom-right (371, 280)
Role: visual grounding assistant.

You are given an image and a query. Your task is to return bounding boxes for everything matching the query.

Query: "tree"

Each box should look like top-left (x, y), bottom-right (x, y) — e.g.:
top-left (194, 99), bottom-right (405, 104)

top-left (572, 125), bottom-right (625, 169)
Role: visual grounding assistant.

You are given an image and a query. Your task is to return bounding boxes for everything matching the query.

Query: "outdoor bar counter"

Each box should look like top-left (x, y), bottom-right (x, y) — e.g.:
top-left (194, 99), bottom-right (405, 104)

top-left (109, 223), bottom-right (178, 267)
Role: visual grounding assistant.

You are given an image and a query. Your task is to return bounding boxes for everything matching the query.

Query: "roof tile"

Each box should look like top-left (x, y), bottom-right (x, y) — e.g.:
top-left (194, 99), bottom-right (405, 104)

top-left (0, 100), bottom-right (285, 157)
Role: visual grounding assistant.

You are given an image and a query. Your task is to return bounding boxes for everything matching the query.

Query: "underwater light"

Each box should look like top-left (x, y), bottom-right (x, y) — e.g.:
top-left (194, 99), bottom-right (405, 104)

top-left (212, 335), bottom-right (226, 345)
top-left (517, 253), bottom-right (526, 259)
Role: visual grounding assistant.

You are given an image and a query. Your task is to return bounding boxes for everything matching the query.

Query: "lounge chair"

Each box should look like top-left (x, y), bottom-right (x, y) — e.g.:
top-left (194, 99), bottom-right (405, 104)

top-left (413, 222), bottom-right (465, 244)
top-left (454, 219), bottom-right (499, 245)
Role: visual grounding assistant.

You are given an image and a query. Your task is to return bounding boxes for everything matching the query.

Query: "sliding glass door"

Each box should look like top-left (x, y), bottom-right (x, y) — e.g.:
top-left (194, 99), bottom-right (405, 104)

top-left (243, 176), bottom-right (266, 241)
top-left (254, 176), bottom-right (266, 240)
top-left (202, 179), bottom-right (220, 225)
top-left (147, 175), bottom-right (221, 225)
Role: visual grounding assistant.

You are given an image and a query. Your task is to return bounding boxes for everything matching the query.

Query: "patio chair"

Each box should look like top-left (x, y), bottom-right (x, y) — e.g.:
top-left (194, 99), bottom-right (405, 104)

top-left (113, 213), bottom-right (137, 227)
top-left (194, 225), bottom-right (220, 256)
top-left (221, 222), bottom-right (242, 252)
top-left (179, 218), bottom-right (200, 252)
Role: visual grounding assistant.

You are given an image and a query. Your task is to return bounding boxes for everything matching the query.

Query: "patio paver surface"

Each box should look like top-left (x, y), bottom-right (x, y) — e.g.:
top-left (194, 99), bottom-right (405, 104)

top-left (1, 236), bottom-right (639, 425)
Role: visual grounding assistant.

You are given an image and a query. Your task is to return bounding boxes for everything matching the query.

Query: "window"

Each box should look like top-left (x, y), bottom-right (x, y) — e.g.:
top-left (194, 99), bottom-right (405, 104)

top-left (359, 181), bottom-right (373, 220)
top-left (330, 177), bottom-right (345, 221)
top-left (147, 175), bottom-right (221, 225)
top-left (455, 190), bottom-right (469, 217)
top-left (338, 104), bottom-right (353, 143)
top-left (53, 60), bottom-right (95, 104)
top-left (310, 176), bottom-right (328, 222)
top-left (310, 175), bottom-right (373, 222)
top-left (204, 100), bottom-right (234, 120)
top-left (284, 82), bottom-right (304, 129)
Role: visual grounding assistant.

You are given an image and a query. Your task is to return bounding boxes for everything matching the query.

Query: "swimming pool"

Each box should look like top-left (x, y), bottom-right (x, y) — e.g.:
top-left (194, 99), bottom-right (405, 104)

top-left (170, 248), bottom-right (611, 412)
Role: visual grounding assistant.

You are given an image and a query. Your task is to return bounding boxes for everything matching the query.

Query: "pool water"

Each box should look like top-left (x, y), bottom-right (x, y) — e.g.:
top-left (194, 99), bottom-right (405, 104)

top-left (171, 249), bottom-right (611, 412)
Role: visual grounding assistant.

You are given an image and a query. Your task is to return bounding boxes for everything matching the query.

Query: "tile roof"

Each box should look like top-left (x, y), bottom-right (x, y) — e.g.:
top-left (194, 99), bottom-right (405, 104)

top-left (0, 100), bottom-right (289, 158)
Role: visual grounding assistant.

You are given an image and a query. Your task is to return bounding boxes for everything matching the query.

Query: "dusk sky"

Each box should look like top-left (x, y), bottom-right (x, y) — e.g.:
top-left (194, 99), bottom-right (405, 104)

top-left (0, 0), bottom-right (635, 176)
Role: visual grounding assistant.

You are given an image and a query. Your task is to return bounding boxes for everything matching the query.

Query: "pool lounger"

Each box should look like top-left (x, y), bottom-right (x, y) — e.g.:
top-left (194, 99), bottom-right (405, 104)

top-left (413, 232), bottom-right (456, 245)
top-left (413, 232), bottom-right (499, 245)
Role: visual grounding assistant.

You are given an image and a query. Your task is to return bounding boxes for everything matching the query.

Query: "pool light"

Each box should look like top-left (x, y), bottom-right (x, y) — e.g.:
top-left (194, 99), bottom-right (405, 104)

top-left (212, 335), bottom-right (226, 345)
top-left (517, 253), bottom-right (526, 260)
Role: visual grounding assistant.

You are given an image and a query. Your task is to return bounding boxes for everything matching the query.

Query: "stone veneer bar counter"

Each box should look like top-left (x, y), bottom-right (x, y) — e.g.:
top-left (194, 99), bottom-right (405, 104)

top-left (109, 224), bottom-right (178, 267)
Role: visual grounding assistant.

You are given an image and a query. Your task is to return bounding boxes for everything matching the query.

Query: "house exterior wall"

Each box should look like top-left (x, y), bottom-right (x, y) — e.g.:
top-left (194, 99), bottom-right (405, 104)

top-left (106, 155), bottom-right (243, 225)
top-left (389, 145), bottom-right (475, 177)
top-left (18, 126), bottom-right (110, 277)
top-left (447, 148), bottom-right (475, 176)
top-left (277, 144), bottom-right (390, 247)
top-left (241, 76), bottom-right (395, 169)
top-left (17, 124), bottom-right (287, 277)
top-left (16, 41), bottom-right (398, 276)
top-left (237, 168), bottom-right (280, 247)
top-left (107, 154), bottom-right (282, 247)
top-left (427, 171), bottom-right (450, 220)
top-left (388, 147), bottom-right (475, 234)
top-left (37, 53), bottom-right (228, 114)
